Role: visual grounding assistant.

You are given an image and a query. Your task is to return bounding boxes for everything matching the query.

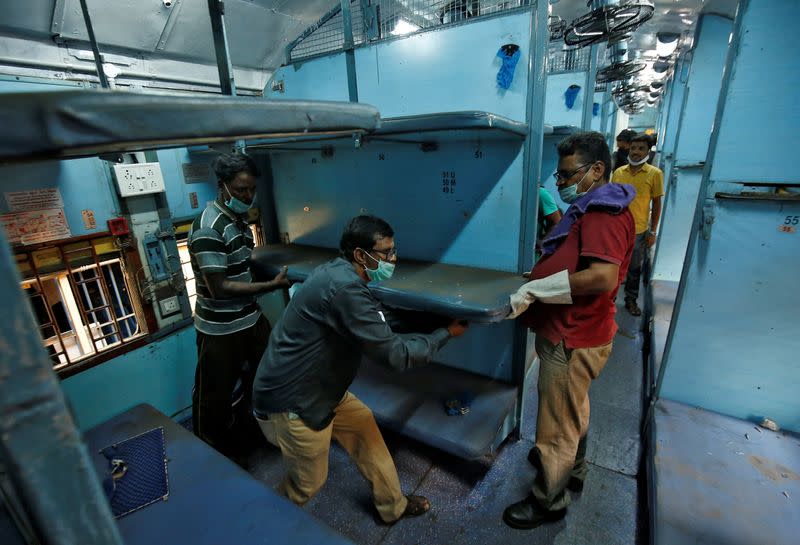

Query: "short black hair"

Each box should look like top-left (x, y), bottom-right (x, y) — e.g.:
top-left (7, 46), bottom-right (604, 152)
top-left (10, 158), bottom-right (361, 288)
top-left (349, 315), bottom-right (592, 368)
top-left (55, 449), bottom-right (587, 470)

top-left (557, 131), bottom-right (612, 182)
top-left (340, 215), bottom-right (394, 262)
top-left (631, 134), bottom-right (652, 146)
top-left (616, 129), bottom-right (637, 142)
top-left (212, 153), bottom-right (260, 185)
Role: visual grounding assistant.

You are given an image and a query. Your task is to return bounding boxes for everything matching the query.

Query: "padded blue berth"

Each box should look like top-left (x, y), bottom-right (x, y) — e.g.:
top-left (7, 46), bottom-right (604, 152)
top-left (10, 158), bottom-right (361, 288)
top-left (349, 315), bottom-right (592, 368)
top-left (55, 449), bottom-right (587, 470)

top-left (250, 244), bottom-right (524, 459)
top-left (0, 90), bottom-right (381, 161)
top-left (250, 244), bottom-right (524, 324)
top-left (83, 404), bottom-right (355, 545)
top-left (650, 399), bottom-right (800, 545)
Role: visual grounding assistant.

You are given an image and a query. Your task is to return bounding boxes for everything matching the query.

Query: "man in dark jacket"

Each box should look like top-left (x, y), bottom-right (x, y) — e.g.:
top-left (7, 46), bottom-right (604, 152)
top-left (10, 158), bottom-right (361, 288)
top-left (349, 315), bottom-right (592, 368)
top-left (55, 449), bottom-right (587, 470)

top-left (252, 215), bottom-right (467, 523)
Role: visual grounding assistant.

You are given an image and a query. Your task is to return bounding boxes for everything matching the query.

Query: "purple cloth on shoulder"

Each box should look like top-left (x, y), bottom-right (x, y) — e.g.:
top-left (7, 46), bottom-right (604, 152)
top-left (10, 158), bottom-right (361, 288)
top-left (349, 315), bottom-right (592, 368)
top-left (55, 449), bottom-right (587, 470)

top-left (541, 183), bottom-right (635, 256)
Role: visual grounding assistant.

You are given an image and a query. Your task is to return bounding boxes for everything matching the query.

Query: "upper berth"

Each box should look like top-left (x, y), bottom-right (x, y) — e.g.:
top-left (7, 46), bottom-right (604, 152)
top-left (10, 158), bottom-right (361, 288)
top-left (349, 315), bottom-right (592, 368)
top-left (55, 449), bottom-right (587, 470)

top-left (0, 90), bottom-right (381, 162)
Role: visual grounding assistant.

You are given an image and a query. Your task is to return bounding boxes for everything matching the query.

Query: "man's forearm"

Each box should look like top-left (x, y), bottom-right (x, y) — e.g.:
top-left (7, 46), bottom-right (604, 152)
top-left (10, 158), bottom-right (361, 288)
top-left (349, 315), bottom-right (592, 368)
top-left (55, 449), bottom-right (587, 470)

top-left (568, 264), bottom-right (619, 295)
top-left (650, 198), bottom-right (663, 233)
top-left (219, 279), bottom-right (284, 297)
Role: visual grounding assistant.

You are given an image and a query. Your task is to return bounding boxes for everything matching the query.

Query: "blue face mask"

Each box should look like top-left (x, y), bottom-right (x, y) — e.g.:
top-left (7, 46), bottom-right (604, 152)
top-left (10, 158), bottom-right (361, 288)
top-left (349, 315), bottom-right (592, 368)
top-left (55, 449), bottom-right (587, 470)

top-left (557, 168), bottom-right (595, 205)
top-left (224, 184), bottom-right (254, 214)
top-left (363, 251), bottom-right (395, 282)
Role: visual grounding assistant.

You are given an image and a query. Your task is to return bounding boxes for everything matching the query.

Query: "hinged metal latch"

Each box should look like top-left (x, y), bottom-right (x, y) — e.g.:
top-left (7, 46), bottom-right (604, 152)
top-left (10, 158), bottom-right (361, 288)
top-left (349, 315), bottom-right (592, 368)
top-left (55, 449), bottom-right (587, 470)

top-left (701, 197), bottom-right (715, 240)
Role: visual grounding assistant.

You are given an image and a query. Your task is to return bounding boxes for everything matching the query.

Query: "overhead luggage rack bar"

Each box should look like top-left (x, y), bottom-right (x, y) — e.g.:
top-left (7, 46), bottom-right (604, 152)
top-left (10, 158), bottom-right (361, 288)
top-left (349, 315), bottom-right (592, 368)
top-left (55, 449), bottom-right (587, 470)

top-left (248, 110), bottom-right (529, 148)
top-left (0, 90), bottom-right (381, 162)
top-left (250, 244), bottom-right (523, 324)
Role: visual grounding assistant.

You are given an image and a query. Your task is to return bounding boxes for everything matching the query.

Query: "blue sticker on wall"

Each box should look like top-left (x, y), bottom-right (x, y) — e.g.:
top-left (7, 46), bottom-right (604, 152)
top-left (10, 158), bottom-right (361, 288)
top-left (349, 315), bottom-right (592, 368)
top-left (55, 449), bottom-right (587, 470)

top-left (564, 84), bottom-right (581, 109)
top-left (496, 44), bottom-right (521, 90)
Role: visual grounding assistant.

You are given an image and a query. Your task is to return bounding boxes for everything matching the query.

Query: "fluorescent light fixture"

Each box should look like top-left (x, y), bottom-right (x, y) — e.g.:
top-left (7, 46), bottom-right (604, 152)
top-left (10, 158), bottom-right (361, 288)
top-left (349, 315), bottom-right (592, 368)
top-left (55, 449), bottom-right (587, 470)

top-left (391, 19), bottom-right (419, 36)
top-left (656, 33), bottom-right (680, 58)
top-left (681, 18), bottom-right (694, 25)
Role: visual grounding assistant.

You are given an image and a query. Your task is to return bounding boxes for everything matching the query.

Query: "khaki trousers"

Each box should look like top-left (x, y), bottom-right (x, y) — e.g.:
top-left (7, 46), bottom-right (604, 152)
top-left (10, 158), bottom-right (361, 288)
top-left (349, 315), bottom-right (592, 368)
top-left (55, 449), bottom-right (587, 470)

top-left (532, 335), bottom-right (612, 511)
top-left (257, 391), bottom-right (408, 522)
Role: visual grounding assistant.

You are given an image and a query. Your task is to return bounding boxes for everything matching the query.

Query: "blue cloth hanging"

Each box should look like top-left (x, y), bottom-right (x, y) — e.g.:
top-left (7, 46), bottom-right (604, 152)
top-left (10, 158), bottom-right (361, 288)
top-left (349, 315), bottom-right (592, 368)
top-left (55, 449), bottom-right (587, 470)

top-left (496, 44), bottom-right (521, 90)
top-left (593, 102), bottom-right (600, 116)
top-left (564, 84), bottom-right (581, 109)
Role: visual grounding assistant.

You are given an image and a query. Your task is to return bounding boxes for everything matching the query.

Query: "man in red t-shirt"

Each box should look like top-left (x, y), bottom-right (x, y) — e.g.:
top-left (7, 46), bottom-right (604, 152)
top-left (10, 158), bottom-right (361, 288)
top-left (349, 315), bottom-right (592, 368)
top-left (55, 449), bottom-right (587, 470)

top-left (503, 132), bottom-right (636, 530)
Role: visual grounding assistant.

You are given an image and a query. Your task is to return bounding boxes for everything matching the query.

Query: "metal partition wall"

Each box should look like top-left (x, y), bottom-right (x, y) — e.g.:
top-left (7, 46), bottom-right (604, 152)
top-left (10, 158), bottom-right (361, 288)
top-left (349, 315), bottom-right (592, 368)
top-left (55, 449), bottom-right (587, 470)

top-left (653, 0), bottom-right (800, 432)
top-left (650, 14), bottom-right (732, 283)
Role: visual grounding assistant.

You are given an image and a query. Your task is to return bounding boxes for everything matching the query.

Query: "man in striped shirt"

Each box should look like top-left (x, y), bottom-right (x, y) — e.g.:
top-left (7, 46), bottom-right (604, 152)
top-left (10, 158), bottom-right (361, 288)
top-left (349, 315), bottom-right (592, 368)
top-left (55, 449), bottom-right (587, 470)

top-left (189, 153), bottom-right (289, 461)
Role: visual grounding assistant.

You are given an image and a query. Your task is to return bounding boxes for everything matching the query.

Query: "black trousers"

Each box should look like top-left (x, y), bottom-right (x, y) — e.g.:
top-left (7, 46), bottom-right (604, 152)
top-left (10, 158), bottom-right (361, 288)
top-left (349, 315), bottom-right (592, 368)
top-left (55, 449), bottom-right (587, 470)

top-left (192, 315), bottom-right (270, 457)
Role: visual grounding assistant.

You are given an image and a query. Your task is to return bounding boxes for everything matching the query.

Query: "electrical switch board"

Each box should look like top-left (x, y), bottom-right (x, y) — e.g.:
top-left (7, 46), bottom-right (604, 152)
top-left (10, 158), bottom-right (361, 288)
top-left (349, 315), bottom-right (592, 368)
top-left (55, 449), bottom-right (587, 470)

top-left (113, 162), bottom-right (166, 197)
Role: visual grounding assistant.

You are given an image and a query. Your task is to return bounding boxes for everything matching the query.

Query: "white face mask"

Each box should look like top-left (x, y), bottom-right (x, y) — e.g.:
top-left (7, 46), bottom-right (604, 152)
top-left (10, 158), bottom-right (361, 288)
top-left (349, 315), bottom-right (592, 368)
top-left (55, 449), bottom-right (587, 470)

top-left (628, 155), bottom-right (649, 166)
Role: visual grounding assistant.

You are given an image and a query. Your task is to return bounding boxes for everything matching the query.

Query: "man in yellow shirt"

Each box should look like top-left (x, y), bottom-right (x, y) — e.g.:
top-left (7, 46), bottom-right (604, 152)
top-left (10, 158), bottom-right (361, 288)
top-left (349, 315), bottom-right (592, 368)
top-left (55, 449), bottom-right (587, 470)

top-left (611, 134), bottom-right (664, 316)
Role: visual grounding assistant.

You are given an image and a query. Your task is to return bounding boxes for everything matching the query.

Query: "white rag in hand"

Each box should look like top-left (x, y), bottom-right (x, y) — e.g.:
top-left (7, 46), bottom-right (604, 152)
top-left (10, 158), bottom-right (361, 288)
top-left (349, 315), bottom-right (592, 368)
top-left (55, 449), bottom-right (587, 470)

top-left (506, 270), bottom-right (572, 319)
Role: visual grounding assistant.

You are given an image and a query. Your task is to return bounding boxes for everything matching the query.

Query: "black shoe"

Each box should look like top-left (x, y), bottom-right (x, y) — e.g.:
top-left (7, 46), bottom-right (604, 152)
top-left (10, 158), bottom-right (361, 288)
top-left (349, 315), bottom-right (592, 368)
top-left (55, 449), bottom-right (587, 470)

top-left (567, 477), bottom-right (584, 493)
top-left (527, 446), bottom-right (542, 470)
top-left (527, 447), bottom-right (584, 493)
top-left (503, 496), bottom-right (566, 530)
top-left (625, 299), bottom-right (642, 316)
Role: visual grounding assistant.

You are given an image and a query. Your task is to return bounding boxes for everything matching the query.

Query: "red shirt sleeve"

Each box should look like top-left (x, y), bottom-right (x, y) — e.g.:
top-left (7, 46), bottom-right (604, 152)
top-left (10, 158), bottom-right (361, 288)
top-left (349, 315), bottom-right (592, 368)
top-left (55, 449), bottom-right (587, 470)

top-left (579, 210), bottom-right (634, 265)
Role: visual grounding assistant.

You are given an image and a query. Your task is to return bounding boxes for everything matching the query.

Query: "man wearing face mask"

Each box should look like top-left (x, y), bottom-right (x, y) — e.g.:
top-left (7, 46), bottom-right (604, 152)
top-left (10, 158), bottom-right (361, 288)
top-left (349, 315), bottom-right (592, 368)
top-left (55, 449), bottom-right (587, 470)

top-left (503, 132), bottom-right (635, 530)
top-left (613, 129), bottom-right (636, 170)
top-left (611, 133), bottom-right (664, 316)
top-left (252, 215), bottom-right (468, 523)
top-left (188, 153), bottom-right (290, 462)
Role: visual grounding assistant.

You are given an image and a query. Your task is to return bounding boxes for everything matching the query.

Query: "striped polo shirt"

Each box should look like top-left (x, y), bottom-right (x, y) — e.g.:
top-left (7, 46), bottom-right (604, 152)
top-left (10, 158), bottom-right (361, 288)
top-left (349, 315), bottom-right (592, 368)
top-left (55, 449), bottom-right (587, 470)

top-left (188, 200), bottom-right (259, 335)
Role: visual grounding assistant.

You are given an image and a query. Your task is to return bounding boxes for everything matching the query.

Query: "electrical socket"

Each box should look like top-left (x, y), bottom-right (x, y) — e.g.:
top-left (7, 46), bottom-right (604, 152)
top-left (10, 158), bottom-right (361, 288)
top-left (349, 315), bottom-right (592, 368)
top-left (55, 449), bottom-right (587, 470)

top-left (113, 162), bottom-right (166, 197)
top-left (158, 296), bottom-right (180, 317)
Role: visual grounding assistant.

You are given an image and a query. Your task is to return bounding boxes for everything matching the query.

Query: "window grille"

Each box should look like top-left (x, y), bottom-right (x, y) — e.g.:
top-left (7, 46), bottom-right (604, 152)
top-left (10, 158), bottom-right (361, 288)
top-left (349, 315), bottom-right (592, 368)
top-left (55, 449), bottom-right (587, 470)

top-left (547, 47), bottom-right (591, 74)
top-left (17, 236), bottom-right (145, 370)
top-left (289, 0), bottom-right (531, 63)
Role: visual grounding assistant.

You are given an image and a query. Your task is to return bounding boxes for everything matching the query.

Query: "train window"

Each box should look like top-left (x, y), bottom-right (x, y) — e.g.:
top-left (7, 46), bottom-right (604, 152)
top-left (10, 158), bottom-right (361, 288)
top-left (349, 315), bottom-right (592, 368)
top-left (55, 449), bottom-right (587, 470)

top-left (16, 235), bottom-right (147, 371)
top-left (174, 221), bottom-right (263, 315)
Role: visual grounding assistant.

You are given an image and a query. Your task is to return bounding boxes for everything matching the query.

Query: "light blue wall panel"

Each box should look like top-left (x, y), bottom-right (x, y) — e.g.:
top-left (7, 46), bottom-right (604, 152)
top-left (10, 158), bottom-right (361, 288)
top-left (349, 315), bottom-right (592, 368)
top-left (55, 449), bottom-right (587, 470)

top-left (267, 135), bottom-right (524, 271)
top-left (354, 14), bottom-right (530, 119)
top-left (61, 327), bottom-right (197, 430)
top-left (157, 148), bottom-right (219, 220)
top-left (628, 107), bottom-right (658, 131)
top-left (269, 13), bottom-right (530, 121)
top-left (660, 198), bottom-right (800, 431)
top-left (544, 72), bottom-right (586, 127)
top-left (591, 92), bottom-right (602, 131)
top-left (662, 68), bottom-right (687, 159)
top-left (435, 322), bottom-right (514, 380)
top-left (651, 167), bottom-right (702, 282)
top-left (710, 0), bottom-right (800, 183)
top-left (268, 53), bottom-right (350, 102)
top-left (659, 68), bottom-right (687, 187)
top-left (540, 135), bottom-right (563, 205)
top-left (0, 159), bottom-right (119, 237)
top-left (674, 15), bottom-right (732, 166)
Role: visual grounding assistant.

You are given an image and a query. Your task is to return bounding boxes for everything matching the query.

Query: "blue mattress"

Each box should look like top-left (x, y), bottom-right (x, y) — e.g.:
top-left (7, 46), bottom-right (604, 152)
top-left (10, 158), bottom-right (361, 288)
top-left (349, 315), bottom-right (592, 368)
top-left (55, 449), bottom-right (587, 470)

top-left (650, 399), bottom-right (800, 545)
top-left (250, 244), bottom-right (524, 323)
top-left (1, 91), bottom-right (381, 161)
top-left (83, 404), bottom-right (354, 545)
top-left (351, 359), bottom-right (518, 460)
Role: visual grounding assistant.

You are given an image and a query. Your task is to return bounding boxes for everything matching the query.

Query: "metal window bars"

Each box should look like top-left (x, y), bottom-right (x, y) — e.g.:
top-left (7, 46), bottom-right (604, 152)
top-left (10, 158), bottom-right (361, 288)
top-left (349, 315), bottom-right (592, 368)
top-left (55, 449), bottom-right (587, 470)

top-left (288, 0), bottom-right (531, 63)
top-left (17, 239), bottom-right (141, 370)
top-left (547, 47), bottom-right (592, 74)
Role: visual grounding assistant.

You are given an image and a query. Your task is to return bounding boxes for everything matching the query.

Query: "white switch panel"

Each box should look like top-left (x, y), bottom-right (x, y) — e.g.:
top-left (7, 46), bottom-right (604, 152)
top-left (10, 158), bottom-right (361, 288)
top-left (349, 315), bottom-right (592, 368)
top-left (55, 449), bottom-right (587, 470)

top-left (113, 162), bottom-right (166, 197)
top-left (158, 296), bottom-right (180, 317)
